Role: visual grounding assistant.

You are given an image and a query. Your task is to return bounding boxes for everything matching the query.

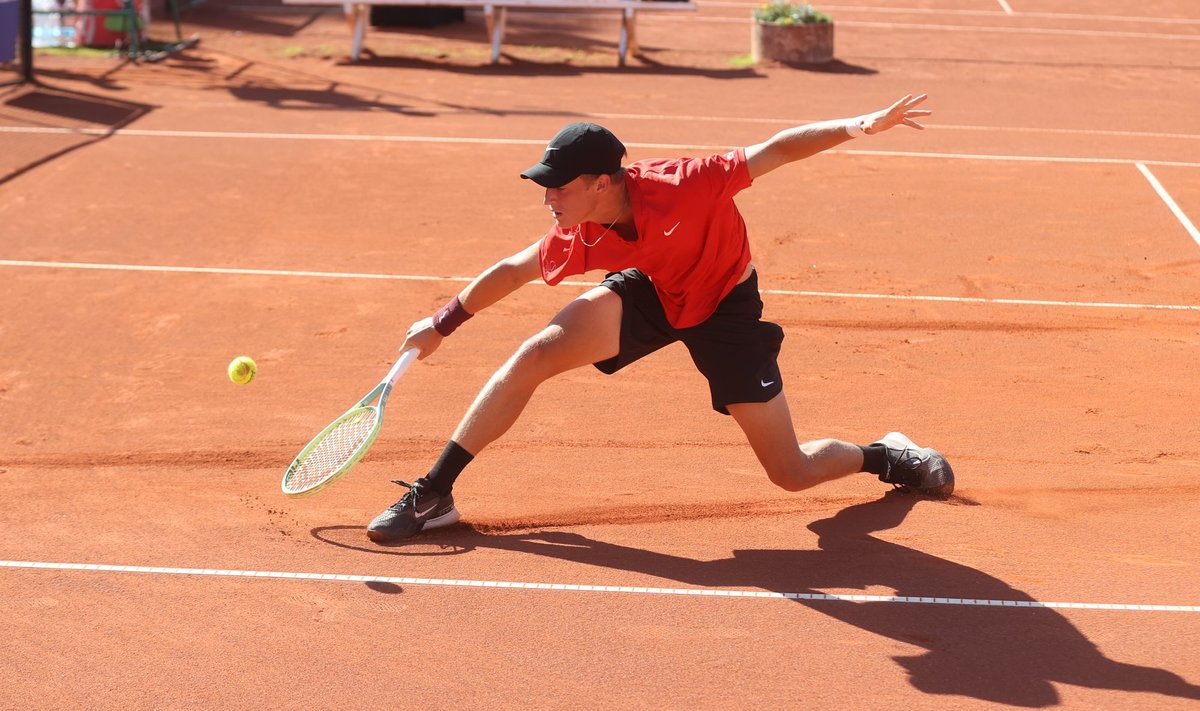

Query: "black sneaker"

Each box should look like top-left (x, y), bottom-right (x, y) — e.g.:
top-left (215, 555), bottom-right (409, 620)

top-left (367, 480), bottom-right (460, 543)
top-left (872, 432), bottom-right (955, 497)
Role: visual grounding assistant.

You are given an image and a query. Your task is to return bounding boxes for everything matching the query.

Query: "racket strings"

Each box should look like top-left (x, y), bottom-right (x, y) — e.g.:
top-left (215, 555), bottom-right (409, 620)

top-left (286, 410), bottom-right (379, 491)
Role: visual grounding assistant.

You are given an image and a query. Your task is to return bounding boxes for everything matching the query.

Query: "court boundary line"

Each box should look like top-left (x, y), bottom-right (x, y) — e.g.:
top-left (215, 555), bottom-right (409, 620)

top-left (6, 122), bottom-right (1199, 144)
top-left (257, 2), bottom-right (1200, 39)
top-left (3, 559), bottom-right (1197, 612)
top-left (238, 1), bottom-right (1200, 26)
top-left (685, 15), bottom-right (1200, 42)
top-left (1135, 162), bottom-right (1200, 248)
top-left (702, 2), bottom-right (1200, 26)
top-left (3, 259), bottom-right (1199, 312)
top-left (0, 127), bottom-right (1197, 169)
top-left (595, 114), bottom-right (1200, 142)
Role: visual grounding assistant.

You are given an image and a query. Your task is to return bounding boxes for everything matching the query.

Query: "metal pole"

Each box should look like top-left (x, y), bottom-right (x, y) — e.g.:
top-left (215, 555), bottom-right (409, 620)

top-left (19, 0), bottom-right (32, 82)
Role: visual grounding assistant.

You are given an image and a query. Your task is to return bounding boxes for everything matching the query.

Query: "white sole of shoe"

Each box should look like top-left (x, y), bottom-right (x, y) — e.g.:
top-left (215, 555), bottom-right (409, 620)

top-left (423, 506), bottom-right (461, 530)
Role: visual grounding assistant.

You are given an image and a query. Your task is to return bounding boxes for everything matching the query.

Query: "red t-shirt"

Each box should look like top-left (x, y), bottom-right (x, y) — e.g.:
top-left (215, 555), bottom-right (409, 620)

top-left (539, 149), bottom-right (754, 329)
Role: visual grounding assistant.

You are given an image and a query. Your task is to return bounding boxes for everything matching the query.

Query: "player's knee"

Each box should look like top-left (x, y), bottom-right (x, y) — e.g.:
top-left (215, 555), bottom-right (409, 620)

top-left (509, 328), bottom-right (564, 380)
top-left (763, 457), bottom-right (820, 492)
top-left (765, 467), bottom-right (807, 492)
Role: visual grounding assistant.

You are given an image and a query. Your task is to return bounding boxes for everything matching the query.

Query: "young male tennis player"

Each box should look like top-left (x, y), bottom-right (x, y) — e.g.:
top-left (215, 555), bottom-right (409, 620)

top-left (368, 94), bottom-right (953, 543)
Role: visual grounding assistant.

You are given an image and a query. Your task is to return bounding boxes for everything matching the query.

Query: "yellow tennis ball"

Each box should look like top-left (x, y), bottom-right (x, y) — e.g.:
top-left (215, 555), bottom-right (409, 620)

top-left (228, 356), bottom-right (257, 385)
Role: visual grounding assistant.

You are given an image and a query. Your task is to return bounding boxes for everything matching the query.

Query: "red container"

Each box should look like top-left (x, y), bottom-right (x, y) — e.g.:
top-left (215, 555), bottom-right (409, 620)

top-left (74, 0), bottom-right (150, 48)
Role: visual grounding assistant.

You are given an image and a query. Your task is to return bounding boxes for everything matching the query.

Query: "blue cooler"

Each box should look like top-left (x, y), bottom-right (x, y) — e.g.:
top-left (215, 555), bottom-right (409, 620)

top-left (0, 0), bottom-right (20, 62)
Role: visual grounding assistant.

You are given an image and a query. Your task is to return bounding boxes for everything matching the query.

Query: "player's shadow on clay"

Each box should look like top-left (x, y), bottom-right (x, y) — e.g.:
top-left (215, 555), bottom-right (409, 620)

top-left (311, 492), bottom-right (1200, 707)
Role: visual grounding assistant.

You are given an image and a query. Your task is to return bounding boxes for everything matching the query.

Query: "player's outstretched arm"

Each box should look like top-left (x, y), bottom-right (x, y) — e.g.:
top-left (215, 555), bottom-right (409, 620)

top-left (745, 94), bottom-right (931, 180)
top-left (401, 239), bottom-right (543, 359)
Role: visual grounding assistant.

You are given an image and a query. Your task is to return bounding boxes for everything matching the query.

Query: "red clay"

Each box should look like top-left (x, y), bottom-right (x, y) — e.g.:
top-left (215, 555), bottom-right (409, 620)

top-left (2, 0), bottom-right (1200, 707)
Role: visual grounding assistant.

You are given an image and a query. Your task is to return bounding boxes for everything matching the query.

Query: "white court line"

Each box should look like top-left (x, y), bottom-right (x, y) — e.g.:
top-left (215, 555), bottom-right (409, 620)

top-left (686, 15), bottom-right (1200, 42)
top-left (592, 115), bottom-right (1200, 142)
top-left (2, 560), bottom-right (1197, 612)
top-left (838, 147), bottom-right (1199, 169)
top-left (368, 6), bottom-right (1200, 41)
top-left (703, 2), bottom-right (1200, 26)
top-left (4, 259), bottom-right (1199, 312)
top-left (1135, 162), bottom-right (1200, 249)
top-left (6, 120), bottom-right (1200, 145)
top-left (995, 0), bottom-right (1014, 16)
top-left (6, 122), bottom-right (1200, 144)
top-left (0, 259), bottom-right (474, 283)
top-left (835, 19), bottom-right (1200, 42)
top-left (248, 2), bottom-right (1200, 26)
top-left (1, 126), bottom-right (1197, 169)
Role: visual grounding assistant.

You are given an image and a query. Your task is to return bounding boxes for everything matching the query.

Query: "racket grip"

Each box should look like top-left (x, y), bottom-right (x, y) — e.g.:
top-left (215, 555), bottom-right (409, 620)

top-left (386, 348), bottom-right (421, 385)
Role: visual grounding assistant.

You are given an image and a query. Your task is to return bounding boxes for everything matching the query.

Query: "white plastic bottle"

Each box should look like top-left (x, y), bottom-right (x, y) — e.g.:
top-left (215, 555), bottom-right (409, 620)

top-left (31, 0), bottom-right (62, 47)
top-left (59, 0), bottom-right (76, 47)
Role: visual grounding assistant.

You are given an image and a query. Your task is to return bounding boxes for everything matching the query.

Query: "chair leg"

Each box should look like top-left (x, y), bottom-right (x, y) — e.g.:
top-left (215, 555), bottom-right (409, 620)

top-left (168, 0), bottom-right (183, 40)
top-left (489, 6), bottom-right (506, 63)
top-left (121, 0), bottom-right (142, 58)
top-left (619, 8), bottom-right (638, 66)
top-left (349, 3), bottom-right (367, 61)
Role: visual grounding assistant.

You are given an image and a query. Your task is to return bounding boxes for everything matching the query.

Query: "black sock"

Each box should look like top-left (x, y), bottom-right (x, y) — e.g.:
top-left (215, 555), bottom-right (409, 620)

top-left (859, 444), bottom-right (889, 476)
top-left (420, 440), bottom-right (474, 496)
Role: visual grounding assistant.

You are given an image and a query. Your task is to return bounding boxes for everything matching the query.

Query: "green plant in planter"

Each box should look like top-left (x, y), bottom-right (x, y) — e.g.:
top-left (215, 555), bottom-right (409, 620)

top-left (753, 2), bottom-right (831, 25)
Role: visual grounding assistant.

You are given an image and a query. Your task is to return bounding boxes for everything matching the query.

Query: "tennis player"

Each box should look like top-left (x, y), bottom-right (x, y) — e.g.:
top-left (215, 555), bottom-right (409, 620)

top-left (368, 94), bottom-right (953, 543)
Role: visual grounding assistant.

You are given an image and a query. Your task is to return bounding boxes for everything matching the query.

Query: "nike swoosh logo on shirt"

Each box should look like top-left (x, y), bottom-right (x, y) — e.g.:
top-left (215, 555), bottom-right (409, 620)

top-left (663, 222), bottom-right (680, 236)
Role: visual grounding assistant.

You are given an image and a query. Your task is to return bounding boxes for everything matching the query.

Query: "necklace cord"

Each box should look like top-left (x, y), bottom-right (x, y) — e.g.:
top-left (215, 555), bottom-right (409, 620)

top-left (579, 194), bottom-right (632, 248)
top-left (579, 213), bottom-right (622, 248)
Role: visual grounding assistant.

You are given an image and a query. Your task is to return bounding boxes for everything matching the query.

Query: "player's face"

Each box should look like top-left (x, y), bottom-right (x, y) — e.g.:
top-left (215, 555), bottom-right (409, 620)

top-left (542, 175), bottom-right (601, 228)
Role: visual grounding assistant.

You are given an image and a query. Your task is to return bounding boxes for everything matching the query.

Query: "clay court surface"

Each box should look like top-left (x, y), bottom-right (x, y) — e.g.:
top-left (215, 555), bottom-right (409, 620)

top-left (3, 0), bottom-right (1200, 707)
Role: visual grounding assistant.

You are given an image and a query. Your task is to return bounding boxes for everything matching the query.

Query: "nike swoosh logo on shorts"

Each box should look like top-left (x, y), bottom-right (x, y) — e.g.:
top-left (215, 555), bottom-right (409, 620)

top-left (664, 222), bottom-right (680, 236)
top-left (761, 380), bottom-right (775, 387)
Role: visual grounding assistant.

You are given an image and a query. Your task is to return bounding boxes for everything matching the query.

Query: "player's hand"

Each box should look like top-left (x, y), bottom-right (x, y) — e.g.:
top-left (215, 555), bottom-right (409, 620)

top-left (401, 317), bottom-right (444, 360)
top-left (862, 94), bottom-right (931, 135)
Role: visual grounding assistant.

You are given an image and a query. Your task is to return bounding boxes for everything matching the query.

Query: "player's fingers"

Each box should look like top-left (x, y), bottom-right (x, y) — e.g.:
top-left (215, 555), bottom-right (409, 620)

top-left (903, 118), bottom-right (926, 130)
top-left (406, 342), bottom-right (436, 360)
top-left (405, 316), bottom-right (430, 338)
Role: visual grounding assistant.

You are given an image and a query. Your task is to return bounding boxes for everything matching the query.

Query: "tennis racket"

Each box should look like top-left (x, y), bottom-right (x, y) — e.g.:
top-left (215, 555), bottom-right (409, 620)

top-left (281, 348), bottom-right (420, 498)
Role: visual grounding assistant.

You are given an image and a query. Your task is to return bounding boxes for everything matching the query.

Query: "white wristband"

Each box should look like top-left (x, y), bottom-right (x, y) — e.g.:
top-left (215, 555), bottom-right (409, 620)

top-left (844, 118), bottom-right (867, 138)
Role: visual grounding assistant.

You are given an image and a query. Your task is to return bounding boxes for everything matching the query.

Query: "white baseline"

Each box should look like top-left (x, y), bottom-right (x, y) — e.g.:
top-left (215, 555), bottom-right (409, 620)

top-left (2, 560), bottom-right (1198, 612)
top-left (2, 259), bottom-right (1199, 312)
top-left (1136, 162), bottom-right (1200, 248)
top-left (0, 126), bottom-right (1197, 169)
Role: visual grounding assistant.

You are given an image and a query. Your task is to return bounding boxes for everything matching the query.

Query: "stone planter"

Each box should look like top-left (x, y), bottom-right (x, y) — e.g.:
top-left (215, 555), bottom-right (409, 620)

top-left (751, 20), bottom-right (833, 64)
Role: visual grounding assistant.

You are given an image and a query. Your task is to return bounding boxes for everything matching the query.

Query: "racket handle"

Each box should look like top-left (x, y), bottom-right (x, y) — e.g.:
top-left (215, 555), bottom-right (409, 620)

top-left (386, 348), bottom-right (421, 385)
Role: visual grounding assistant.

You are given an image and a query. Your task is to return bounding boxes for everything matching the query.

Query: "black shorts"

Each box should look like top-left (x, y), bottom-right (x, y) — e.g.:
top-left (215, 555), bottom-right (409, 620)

top-left (595, 268), bottom-right (784, 415)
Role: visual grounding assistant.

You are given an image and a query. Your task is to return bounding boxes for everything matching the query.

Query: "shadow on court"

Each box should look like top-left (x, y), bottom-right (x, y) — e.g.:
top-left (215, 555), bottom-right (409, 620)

top-left (347, 53), bottom-right (763, 79)
top-left (225, 83), bottom-right (436, 115)
top-left (771, 58), bottom-right (877, 75)
top-left (313, 492), bottom-right (1200, 707)
top-left (0, 83), bottom-right (154, 187)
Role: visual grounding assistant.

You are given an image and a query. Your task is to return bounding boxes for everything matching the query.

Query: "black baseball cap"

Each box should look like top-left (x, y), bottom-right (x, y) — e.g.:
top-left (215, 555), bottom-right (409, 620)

top-left (520, 123), bottom-right (627, 188)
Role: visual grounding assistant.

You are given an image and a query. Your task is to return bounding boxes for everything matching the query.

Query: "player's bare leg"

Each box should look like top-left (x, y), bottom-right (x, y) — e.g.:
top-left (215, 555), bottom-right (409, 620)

top-left (452, 286), bottom-right (622, 455)
top-left (727, 393), bottom-right (866, 492)
top-left (368, 286), bottom-right (622, 543)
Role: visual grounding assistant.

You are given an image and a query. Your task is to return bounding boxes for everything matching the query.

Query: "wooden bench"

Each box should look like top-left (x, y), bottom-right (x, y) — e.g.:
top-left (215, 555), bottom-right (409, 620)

top-left (280, 0), bottom-right (698, 66)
